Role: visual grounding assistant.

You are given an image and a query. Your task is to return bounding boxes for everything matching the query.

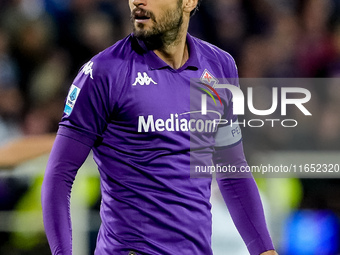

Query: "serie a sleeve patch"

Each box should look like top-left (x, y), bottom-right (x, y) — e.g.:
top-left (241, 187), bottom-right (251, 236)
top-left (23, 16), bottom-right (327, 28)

top-left (64, 84), bottom-right (81, 115)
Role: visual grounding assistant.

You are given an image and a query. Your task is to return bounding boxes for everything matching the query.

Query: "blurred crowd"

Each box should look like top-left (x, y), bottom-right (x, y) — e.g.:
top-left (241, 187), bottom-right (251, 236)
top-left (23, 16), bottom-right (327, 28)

top-left (0, 0), bottom-right (128, 144)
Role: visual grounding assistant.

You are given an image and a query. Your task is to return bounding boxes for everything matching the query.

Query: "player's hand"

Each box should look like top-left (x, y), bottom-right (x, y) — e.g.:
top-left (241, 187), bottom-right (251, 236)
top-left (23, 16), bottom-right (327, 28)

top-left (260, 250), bottom-right (278, 255)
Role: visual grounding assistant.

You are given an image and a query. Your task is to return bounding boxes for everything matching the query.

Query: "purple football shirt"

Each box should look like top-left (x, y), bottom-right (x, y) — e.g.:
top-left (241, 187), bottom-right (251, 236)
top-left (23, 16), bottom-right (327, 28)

top-left (42, 33), bottom-right (274, 255)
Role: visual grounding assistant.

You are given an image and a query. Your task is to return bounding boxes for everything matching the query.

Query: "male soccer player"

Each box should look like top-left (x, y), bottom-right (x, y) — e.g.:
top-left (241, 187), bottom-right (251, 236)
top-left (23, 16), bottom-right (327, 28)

top-left (42, 0), bottom-right (278, 254)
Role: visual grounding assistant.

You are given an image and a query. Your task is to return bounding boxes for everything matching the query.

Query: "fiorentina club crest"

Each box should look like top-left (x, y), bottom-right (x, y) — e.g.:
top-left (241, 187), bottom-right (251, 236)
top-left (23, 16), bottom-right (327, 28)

top-left (200, 69), bottom-right (219, 88)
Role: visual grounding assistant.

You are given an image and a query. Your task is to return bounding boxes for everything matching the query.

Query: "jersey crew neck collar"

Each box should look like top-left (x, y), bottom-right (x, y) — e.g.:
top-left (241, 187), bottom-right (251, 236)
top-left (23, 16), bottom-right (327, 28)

top-left (132, 33), bottom-right (200, 72)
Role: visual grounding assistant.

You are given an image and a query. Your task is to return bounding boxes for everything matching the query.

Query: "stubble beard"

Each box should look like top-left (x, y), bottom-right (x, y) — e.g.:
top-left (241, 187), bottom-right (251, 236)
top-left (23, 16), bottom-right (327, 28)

top-left (132, 1), bottom-right (184, 50)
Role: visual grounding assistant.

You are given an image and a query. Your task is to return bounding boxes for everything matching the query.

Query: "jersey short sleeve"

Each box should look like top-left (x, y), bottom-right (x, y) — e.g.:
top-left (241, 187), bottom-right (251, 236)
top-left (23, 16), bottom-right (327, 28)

top-left (59, 59), bottom-right (112, 147)
top-left (212, 54), bottom-right (250, 178)
top-left (214, 55), bottom-right (242, 149)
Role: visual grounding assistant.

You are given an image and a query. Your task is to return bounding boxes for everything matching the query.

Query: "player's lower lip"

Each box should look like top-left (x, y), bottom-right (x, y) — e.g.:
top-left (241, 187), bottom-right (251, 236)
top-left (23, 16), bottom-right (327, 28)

top-left (135, 18), bottom-right (150, 24)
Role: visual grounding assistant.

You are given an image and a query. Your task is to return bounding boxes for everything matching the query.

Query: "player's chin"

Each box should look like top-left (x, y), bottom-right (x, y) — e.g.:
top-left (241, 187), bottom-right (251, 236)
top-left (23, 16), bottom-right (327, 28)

top-left (133, 26), bottom-right (152, 38)
top-left (134, 22), bottom-right (152, 31)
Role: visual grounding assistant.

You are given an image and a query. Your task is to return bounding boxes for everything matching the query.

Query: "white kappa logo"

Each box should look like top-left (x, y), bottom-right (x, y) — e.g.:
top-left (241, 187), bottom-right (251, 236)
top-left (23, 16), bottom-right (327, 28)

top-left (82, 61), bottom-right (94, 79)
top-left (132, 72), bottom-right (157, 86)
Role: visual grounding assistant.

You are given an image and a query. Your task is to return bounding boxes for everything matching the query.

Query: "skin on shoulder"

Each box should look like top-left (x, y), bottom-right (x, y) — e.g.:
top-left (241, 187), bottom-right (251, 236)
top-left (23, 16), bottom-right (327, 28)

top-left (128, 0), bottom-right (198, 69)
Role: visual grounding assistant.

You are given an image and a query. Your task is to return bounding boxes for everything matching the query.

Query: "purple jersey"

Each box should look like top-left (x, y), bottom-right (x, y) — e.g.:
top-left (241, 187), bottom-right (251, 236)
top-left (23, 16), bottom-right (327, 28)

top-left (43, 33), bottom-right (274, 255)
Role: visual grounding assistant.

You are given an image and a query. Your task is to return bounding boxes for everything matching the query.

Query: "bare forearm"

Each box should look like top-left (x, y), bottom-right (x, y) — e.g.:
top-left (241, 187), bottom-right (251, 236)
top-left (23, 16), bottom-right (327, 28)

top-left (261, 250), bottom-right (278, 255)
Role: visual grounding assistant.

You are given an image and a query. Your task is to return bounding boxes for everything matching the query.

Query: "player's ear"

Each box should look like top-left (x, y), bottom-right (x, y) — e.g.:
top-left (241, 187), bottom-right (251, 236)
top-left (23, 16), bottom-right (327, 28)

top-left (183, 0), bottom-right (198, 16)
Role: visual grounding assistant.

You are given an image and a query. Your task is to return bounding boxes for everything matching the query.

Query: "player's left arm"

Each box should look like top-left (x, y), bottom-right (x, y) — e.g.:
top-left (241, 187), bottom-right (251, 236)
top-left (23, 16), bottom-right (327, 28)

top-left (213, 142), bottom-right (276, 255)
top-left (214, 53), bottom-right (278, 255)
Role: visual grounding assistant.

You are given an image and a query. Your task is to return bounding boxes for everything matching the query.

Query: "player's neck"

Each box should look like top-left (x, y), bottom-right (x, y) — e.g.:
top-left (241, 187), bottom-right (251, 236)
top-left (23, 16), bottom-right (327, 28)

top-left (153, 23), bottom-right (189, 70)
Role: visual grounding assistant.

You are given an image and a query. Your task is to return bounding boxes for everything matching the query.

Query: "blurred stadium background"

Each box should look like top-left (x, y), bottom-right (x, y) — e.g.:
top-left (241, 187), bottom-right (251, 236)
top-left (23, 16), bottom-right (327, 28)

top-left (0, 0), bottom-right (340, 254)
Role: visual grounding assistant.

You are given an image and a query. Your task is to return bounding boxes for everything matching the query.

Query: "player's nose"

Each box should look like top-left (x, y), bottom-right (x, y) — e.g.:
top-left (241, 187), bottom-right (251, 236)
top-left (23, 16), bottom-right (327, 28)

top-left (132, 0), bottom-right (147, 7)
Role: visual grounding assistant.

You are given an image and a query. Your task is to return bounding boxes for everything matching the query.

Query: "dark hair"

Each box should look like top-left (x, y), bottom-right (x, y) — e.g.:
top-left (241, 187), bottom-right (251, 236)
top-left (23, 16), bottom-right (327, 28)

top-left (190, 0), bottom-right (202, 17)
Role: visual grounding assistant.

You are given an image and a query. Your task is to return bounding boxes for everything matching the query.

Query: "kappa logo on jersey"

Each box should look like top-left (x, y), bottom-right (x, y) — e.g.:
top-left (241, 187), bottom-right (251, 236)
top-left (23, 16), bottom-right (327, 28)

top-left (132, 72), bottom-right (157, 86)
top-left (64, 84), bottom-right (81, 115)
top-left (200, 69), bottom-right (219, 88)
top-left (82, 61), bottom-right (94, 79)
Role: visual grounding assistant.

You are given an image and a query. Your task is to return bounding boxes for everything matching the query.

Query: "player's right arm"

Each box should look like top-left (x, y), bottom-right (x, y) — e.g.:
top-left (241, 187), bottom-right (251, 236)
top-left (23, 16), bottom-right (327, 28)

top-left (41, 133), bottom-right (92, 255)
top-left (41, 57), bottom-right (113, 254)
